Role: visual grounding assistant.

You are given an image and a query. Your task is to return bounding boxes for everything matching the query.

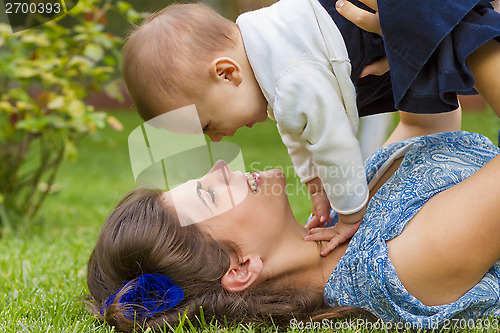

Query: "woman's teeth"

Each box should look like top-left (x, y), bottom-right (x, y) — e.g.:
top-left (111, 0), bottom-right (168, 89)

top-left (245, 172), bottom-right (258, 193)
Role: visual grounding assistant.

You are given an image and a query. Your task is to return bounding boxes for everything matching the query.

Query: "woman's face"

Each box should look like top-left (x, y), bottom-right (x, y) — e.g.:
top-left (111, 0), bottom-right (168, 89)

top-left (163, 160), bottom-right (294, 255)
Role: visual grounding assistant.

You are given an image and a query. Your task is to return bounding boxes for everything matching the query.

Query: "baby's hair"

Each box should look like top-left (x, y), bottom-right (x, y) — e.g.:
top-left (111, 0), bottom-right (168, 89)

top-left (122, 3), bottom-right (239, 120)
top-left (86, 188), bottom-right (374, 332)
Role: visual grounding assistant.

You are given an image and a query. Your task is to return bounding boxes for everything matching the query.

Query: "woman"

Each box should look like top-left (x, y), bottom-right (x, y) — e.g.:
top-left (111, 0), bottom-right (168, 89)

top-left (87, 130), bottom-right (500, 332)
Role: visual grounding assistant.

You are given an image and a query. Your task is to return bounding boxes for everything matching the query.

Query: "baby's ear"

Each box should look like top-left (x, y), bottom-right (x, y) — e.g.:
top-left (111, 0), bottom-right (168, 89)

top-left (220, 254), bottom-right (263, 292)
top-left (210, 57), bottom-right (243, 85)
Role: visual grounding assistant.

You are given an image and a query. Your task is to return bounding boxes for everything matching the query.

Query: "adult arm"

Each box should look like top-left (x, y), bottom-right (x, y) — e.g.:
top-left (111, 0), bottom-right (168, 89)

top-left (387, 153), bottom-right (500, 306)
top-left (335, 0), bottom-right (389, 78)
top-left (335, 0), bottom-right (463, 142)
top-left (338, 0), bottom-right (500, 117)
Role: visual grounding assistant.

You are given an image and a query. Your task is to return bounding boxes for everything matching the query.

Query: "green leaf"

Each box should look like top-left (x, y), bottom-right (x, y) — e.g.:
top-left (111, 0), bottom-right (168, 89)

top-left (48, 97), bottom-right (65, 110)
top-left (8, 88), bottom-right (32, 102)
top-left (13, 67), bottom-right (38, 79)
top-left (93, 34), bottom-right (116, 49)
top-left (15, 101), bottom-right (34, 112)
top-left (20, 34), bottom-right (51, 47)
top-left (83, 44), bottom-right (104, 62)
top-left (103, 80), bottom-right (124, 103)
top-left (117, 1), bottom-right (133, 13)
top-left (0, 23), bottom-right (12, 33)
top-left (127, 8), bottom-right (150, 23)
top-left (0, 101), bottom-right (13, 113)
top-left (16, 117), bottom-right (50, 132)
top-left (67, 55), bottom-right (94, 69)
top-left (64, 138), bottom-right (78, 161)
top-left (67, 100), bottom-right (86, 117)
top-left (103, 55), bottom-right (116, 67)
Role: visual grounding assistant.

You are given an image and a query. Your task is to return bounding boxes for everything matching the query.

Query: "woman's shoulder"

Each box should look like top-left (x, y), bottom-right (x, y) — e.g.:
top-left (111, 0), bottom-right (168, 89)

top-left (365, 131), bottom-right (498, 180)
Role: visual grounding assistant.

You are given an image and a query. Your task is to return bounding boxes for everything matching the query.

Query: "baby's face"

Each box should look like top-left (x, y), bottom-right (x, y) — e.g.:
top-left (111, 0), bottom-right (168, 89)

top-left (198, 103), bottom-right (267, 142)
top-left (195, 66), bottom-right (268, 142)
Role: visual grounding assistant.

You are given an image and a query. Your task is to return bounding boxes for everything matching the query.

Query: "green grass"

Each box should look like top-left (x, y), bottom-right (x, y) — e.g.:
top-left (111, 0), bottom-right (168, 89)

top-left (0, 108), bottom-right (498, 332)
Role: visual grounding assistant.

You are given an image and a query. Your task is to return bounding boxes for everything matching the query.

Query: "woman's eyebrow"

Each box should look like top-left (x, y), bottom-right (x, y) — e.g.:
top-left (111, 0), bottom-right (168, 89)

top-left (196, 181), bottom-right (212, 211)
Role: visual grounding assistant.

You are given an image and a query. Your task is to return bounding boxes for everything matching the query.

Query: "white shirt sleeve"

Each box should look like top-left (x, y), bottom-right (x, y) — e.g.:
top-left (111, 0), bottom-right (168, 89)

top-left (273, 60), bottom-right (369, 215)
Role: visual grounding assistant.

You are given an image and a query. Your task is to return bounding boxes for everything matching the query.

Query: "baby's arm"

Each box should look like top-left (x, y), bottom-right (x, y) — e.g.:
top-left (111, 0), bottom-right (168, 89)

top-left (274, 60), bottom-right (369, 250)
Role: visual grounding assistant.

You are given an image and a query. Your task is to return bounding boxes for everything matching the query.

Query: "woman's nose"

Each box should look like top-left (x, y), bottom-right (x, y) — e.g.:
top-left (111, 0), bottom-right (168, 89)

top-left (204, 160), bottom-right (231, 184)
top-left (210, 160), bottom-right (229, 172)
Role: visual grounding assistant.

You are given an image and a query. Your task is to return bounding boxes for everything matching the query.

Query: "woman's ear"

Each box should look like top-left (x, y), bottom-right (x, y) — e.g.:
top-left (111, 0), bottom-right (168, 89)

top-left (221, 254), bottom-right (263, 292)
top-left (210, 57), bottom-right (243, 86)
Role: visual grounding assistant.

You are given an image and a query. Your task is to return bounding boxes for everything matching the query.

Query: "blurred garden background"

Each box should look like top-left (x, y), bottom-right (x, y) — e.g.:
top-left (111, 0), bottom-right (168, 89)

top-left (0, 0), bottom-right (499, 332)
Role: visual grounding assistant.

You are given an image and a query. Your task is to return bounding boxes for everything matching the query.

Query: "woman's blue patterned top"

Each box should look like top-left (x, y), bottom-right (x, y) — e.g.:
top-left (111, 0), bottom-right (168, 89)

top-left (322, 131), bottom-right (500, 328)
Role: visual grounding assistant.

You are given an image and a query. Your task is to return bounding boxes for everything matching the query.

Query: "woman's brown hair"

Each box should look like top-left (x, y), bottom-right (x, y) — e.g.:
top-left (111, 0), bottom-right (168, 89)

top-left (86, 189), bottom-right (372, 332)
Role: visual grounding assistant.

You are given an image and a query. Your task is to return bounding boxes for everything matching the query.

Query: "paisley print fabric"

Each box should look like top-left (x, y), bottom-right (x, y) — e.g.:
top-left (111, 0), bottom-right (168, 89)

top-left (321, 131), bottom-right (500, 328)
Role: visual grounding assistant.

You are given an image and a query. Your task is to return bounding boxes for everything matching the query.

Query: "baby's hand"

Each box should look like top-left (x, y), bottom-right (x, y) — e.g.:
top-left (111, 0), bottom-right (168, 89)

top-left (305, 178), bottom-right (332, 230)
top-left (305, 205), bottom-right (367, 256)
top-left (306, 190), bottom-right (332, 230)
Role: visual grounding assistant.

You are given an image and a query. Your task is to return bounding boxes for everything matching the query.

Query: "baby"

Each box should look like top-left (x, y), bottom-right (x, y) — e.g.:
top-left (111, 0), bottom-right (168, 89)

top-left (122, 0), bottom-right (374, 255)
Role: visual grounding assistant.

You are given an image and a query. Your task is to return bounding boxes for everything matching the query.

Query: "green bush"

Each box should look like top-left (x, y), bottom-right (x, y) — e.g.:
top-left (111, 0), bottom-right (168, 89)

top-left (0, 0), bottom-right (146, 229)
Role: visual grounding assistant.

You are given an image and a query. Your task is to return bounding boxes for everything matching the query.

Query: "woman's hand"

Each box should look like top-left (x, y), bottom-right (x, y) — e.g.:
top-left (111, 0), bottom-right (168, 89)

top-left (336, 0), bottom-right (389, 77)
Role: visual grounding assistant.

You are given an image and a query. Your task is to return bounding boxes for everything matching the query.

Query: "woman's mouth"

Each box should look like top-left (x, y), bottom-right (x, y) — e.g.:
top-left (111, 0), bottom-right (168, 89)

top-left (244, 172), bottom-right (261, 193)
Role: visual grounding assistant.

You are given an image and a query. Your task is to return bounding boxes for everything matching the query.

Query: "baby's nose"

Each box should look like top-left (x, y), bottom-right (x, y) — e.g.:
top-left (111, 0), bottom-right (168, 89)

top-left (205, 129), bottom-right (224, 142)
top-left (207, 132), bottom-right (223, 142)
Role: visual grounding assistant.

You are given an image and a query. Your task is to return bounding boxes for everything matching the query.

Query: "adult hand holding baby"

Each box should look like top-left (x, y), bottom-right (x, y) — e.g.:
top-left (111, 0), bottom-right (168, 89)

top-left (336, 0), bottom-right (389, 78)
top-left (336, 0), bottom-right (381, 35)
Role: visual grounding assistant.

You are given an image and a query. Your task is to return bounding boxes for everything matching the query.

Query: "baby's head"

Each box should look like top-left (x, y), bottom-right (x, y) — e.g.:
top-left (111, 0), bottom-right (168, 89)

top-left (123, 3), bottom-right (268, 141)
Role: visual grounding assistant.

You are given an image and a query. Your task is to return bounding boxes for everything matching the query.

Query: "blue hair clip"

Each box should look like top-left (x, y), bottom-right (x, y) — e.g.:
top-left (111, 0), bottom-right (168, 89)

top-left (101, 274), bottom-right (184, 320)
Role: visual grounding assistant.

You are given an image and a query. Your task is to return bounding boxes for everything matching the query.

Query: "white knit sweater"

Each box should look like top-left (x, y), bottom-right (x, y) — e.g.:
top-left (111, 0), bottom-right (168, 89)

top-left (237, 0), bottom-right (369, 214)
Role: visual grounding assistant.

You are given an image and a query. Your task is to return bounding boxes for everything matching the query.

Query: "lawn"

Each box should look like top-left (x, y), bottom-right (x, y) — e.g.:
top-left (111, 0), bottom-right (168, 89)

top-left (0, 108), bottom-right (498, 332)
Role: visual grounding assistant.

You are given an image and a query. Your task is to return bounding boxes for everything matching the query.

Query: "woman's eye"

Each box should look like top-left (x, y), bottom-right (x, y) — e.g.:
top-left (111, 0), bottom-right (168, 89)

top-left (203, 124), bottom-right (209, 133)
top-left (206, 188), bottom-right (215, 203)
